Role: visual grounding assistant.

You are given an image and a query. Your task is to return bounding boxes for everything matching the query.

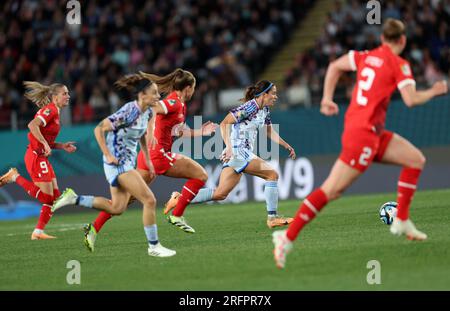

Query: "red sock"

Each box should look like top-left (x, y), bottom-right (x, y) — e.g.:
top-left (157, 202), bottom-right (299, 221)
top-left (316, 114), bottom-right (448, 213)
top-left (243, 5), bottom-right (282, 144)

top-left (396, 167), bottom-right (421, 221)
top-left (93, 211), bottom-right (112, 232)
top-left (36, 204), bottom-right (53, 230)
top-left (172, 179), bottom-right (205, 217)
top-left (286, 188), bottom-right (328, 241)
top-left (16, 175), bottom-right (54, 205)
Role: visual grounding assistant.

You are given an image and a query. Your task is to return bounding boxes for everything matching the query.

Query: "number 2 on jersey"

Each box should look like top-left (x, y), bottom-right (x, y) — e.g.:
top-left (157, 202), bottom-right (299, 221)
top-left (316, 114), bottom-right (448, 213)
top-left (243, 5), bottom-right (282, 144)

top-left (356, 67), bottom-right (375, 106)
top-left (359, 147), bottom-right (372, 166)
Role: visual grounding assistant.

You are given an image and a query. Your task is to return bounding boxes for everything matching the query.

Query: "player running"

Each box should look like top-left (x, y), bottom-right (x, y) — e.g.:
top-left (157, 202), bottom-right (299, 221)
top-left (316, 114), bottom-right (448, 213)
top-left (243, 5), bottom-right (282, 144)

top-left (164, 80), bottom-right (296, 228)
top-left (0, 82), bottom-right (75, 240)
top-left (272, 18), bottom-right (448, 268)
top-left (82, 68), bottom-right (217, 243)
top-left (52, 73), bottom-right (176, 257)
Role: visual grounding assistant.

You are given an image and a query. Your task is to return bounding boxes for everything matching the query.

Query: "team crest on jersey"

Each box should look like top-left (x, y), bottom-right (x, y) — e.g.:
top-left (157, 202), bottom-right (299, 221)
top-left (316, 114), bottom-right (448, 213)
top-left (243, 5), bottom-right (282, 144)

top-left (401, 64), bottom-right (411, 76)
top-left (168, 99), bottom-right (177, 106)
top-left (43, 108), bottom-right (51, 116)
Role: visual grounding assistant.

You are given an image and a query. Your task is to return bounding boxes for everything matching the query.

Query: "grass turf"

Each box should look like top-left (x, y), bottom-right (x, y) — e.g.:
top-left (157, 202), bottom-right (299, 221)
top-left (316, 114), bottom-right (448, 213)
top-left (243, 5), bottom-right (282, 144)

top-left (0, 189), bottom-right (449, 290)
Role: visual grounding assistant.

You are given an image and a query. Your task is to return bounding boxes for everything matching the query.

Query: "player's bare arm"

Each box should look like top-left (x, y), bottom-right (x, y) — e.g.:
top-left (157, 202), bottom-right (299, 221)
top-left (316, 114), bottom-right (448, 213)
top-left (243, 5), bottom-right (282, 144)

top-left (53, 142), bottom-right (77, 153)
top-left (266, 125), bottom-right (296, 159)
top-left (400, 80), bottom-right (448, 107)
top-left (94, 119), bottom-right (118, 165)
top-left (146, 113), bottom-right (157, 149)
top-left (320, 53), bottom-right (354, 116)
top-left (219, 113), bottom-right (236, 162)
top-left (27, 117), bottom-right (52, 156)
top-left (140, 130), bottom-right (155, 179)
top-left (180, 120), bottom-right (218, 138)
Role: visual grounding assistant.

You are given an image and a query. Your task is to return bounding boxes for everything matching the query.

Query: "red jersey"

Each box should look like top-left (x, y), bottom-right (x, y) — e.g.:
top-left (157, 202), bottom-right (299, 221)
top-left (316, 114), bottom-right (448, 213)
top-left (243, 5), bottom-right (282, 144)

top-left (153, 91), bottom-right (186, 151)
top-left (345, 44), bottom-right (415, 133)
top-left (27, 102), bottom-right (61, 154)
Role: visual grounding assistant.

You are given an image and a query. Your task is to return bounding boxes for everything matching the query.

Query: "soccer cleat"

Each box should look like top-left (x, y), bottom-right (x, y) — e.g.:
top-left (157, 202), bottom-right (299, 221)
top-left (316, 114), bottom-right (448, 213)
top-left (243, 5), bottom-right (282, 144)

top-left (0, 167), bottom-right (19, 187)
top-left (163, 191), bottom-right (180, 215)
top-left (31, 232), bottom-right (56, 240)
top-left (390, 218), bottom-right (427, 241)
top-left (51, 188), bottom-right (78, 212)
top-left (167, 215), bottom-right (195, 233)
top-left (267, 215), bottom-right (294, 228)
top-left (148, 243), bottom-right (177, 257)
top-left (83, 223), bottom-right (97, 252)
top-left (272, 230), bottom-right (293, 269)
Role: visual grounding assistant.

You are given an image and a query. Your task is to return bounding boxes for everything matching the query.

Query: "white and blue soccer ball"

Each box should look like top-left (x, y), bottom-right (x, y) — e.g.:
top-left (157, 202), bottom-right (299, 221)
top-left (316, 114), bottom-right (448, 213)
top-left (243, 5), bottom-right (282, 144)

top-left (379, 201), bottom-right (398, 225)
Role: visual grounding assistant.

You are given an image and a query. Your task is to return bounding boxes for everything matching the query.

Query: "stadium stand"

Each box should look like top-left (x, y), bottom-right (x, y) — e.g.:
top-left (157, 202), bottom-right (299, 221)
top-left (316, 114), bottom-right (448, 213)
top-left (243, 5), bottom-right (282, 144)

top-left (283, 0), bottom-right (450, 105)
top-left (0, 0), bottom-right (313, 129)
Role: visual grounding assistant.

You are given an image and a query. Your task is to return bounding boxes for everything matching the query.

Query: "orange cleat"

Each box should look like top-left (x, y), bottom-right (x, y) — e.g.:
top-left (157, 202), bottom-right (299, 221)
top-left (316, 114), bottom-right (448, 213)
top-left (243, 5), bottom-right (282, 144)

top-left (163, 191), bottom-right (181, 215)
top-left (0, 167), bottom-right (18, 187)
top-left (267, 215), bottom-right (294, 229)
top-left (31, 232), bottom-right (57, 240)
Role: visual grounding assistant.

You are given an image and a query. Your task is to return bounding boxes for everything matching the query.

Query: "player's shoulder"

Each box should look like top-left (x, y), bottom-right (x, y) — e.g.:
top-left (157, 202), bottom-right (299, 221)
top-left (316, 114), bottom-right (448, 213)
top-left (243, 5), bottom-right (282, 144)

top-left (38, 103), bottom-right (57, 116)
top-left (162, 92), bottom-right (182, 107)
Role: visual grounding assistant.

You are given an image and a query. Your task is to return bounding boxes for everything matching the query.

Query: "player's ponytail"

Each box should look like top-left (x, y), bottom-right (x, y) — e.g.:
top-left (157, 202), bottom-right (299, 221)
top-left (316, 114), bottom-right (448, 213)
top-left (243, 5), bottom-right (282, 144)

top-left (241, 80), bottom-right (274, 102)
top-left (114, 73), bottom-right (154, 94)
top-left (140, 68), bottom-right (195, 94)
top-left (23, 81), bottom-right (65, 108)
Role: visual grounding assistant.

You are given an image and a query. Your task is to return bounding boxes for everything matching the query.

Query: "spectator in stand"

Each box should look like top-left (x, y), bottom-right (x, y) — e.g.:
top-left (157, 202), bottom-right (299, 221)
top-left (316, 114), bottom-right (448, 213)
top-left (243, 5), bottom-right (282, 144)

top-left (1, 0), bottom-right (313, 128)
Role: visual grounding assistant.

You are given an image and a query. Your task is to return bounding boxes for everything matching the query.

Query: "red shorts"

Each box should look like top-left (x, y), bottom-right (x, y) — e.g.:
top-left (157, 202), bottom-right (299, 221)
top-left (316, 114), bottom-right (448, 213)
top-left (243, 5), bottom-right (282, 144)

top-left (137, 148), bottom-right (179, 175)
top-left (24, 148), bottom-right (56, 182)
top-left (339, 129), bottom-right (394, 172)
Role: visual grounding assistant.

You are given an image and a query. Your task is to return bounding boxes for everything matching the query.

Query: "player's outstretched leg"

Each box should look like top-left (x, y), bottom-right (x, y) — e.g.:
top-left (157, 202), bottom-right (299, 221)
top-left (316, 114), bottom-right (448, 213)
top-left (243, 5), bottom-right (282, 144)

top-left (272, 230), bottom-right (293, 269)
top-left (83, 223), bottom-right (97, 252)
top-left (52, 188), bottom-right (78, 212)
top-left (265, 181), bottom-right (293, 228)
top-left (163, 191), bottom-right (180, 215)
top-left (390, 218), bottom-right (427, 240)
top-left (0, 167), bottom-right (18, 187)
top-left (167, 215), bottom-right (195, 233)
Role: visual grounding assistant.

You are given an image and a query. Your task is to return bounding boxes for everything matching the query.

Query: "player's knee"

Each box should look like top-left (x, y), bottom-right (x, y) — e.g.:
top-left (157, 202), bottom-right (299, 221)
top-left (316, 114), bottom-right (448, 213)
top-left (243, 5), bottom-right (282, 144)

top-left (415, 152), bottom-right (426, 169)
top-left (141, 195), bottom-right (156, 209)
top-left (110, 203), bottom-right (126, 215)
top-left (197, 170), bottom-right (208, 183)
top-left (266, 170), bottom-right (279, 181)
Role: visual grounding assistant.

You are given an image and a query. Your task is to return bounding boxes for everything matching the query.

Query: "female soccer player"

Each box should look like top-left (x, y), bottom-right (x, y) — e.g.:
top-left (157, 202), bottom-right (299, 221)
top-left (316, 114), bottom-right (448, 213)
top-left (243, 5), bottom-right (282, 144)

top-left (52, 73), bottom-right (176, 257)
top-left (272, 19), bottom-right (448, 268)
top-left (164, 80), bottom-right (296, 229)
top-left (0, 82), bottom-right (75, 240)
top-left (87, 68), bottom-right (217, 240)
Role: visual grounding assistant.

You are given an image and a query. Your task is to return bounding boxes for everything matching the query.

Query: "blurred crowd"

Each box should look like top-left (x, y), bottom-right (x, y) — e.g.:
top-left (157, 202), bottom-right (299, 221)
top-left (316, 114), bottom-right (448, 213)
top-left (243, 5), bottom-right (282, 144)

top-left (0, 0), bottom-right (312, 129)
top-left (284, 0), bottom-right (450, 105)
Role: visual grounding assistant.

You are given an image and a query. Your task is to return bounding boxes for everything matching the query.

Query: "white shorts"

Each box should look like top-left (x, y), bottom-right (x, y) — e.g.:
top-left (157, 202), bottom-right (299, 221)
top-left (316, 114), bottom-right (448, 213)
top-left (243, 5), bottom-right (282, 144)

top-left (103, 161), bottom-right (135, 187)
top-left (222, 148), bottom-right (256, 173)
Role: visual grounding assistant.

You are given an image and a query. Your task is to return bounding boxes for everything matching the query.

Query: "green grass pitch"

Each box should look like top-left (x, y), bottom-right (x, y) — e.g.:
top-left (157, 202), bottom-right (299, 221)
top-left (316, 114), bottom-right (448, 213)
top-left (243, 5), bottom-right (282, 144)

top-left (1, 189), bottom-right (449, 290)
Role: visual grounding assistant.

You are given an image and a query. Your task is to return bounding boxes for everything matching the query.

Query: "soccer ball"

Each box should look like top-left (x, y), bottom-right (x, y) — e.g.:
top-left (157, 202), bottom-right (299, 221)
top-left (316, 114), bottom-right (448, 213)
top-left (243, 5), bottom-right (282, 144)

top-left (379, 201), bottom-right (398, 225)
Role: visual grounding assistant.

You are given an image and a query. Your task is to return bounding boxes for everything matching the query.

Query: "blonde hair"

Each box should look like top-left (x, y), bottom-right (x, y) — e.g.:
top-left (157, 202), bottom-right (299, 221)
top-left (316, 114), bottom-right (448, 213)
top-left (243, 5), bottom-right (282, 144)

top-left (140, 68), bottom-right (195, 94)
top-left (382, 18), bottom-right (406, 43)
top-left (23, 81), bottom-right (66, 108)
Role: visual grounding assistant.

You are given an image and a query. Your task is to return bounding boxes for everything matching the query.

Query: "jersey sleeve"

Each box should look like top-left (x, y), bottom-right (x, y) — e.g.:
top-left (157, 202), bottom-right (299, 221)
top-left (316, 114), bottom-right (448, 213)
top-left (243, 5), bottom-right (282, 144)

top-left (348, 50), bottom-right (368, 71)
top-left (395, 59), bottom-right (416, 90)
top-left (36, 105), bottom-right (57, 127)
top-left (108, 102), bottom-right (139, 130)
top-left (159, 98), bottom-right (179, 114)
top-left (230, 101), bottom-right (259, 123)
